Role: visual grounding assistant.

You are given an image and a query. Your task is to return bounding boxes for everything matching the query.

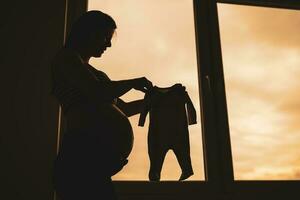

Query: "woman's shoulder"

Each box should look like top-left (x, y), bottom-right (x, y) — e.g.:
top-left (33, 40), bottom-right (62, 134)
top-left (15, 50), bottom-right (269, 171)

top-left (88, 66), bottom-right (111, 81)
top-left (51, 47), bottom-right (84, 75)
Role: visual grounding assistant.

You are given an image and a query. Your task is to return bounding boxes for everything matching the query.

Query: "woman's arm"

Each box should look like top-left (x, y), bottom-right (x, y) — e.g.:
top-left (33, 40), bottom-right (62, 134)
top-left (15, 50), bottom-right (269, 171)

top-left (116, 98), bottom-right (145, 117)
top-left (91, 67), bottom-right (152, 100)
top-left (52, 49), bottom-right (151, 105)
top-left (108, 78), bottom-right (150, 99)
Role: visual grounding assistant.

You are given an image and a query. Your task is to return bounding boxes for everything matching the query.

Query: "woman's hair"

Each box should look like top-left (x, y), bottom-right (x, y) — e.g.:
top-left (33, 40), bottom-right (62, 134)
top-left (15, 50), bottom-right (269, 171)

top-left (65, 10), bottom-right (117, 48)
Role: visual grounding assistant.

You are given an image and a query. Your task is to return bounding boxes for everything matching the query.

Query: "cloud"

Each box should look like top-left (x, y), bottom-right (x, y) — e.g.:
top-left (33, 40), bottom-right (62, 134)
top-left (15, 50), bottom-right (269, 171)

top-left (218, 3), bottom-right (300, 49)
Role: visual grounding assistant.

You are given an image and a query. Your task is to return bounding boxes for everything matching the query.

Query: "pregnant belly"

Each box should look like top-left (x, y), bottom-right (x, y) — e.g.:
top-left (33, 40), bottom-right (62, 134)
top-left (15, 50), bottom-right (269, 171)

top-left (65, 103), bottom-right (134, 160)
top-left (103, 104), bottom-right (134, 159)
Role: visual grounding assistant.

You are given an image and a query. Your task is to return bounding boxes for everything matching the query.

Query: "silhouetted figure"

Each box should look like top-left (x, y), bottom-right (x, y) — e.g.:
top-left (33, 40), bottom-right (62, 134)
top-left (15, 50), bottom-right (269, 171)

top-left (138, 84), bottom-right (197, 181)
top-left (51, 11), bottom-right (152, 200)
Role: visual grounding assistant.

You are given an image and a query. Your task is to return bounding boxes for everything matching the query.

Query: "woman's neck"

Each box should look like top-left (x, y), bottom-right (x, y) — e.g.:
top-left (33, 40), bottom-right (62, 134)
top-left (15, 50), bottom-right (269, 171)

top-left (79, 54), bottom-right (91, 64)
top-left (68, 46), bottom-right (91, 64)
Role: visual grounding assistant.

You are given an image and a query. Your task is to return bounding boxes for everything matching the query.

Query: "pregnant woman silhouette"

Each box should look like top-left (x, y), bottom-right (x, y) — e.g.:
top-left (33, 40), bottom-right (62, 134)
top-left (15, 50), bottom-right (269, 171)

top-left (51, 11), bottom-right (152, 200)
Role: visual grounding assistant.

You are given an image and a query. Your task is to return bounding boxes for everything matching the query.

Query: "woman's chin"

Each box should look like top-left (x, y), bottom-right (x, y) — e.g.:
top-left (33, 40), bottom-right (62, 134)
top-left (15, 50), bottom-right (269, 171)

top-left (93, 54), bottom-right (102, 58)
top-left (92, 51), bottom-right (104, 58)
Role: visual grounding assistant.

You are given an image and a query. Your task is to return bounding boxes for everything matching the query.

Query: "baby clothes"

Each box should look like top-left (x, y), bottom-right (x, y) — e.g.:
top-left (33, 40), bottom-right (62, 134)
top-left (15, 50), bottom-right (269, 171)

top-left (138, 84), bottom-right (197, 181)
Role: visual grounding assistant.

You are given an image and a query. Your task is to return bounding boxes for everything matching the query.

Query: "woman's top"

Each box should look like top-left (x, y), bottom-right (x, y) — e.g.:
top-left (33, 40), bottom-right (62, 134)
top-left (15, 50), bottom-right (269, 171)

top-left (51, 48), bottom-right (115, 114)
top-left (51, 47), bottom-right (133, 160)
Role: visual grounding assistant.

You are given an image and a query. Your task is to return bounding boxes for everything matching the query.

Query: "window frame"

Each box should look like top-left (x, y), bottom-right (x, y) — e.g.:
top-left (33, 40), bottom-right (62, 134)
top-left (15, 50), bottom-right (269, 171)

top-left (59, 0), bottom-right (300, 199)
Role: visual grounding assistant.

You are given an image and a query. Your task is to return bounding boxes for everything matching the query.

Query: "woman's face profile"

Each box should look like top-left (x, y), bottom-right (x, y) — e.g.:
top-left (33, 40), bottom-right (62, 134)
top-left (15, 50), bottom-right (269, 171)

top-left (89, 28), bottom-right (115, 58)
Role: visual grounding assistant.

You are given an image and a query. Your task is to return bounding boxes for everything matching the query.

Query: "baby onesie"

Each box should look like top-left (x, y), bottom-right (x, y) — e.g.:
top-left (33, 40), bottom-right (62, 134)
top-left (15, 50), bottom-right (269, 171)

top-left (138, 84), bottom-right (197, 181)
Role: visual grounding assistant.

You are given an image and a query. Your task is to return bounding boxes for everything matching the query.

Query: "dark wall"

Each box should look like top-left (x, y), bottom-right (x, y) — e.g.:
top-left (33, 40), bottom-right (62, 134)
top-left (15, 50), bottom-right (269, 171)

top-left (0, 1), bottom-right (66, 199)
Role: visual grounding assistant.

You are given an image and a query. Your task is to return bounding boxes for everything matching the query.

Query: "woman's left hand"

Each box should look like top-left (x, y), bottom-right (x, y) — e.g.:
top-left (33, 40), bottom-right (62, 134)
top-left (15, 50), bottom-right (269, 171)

top-left (133, 77), bottom-right (153, 93)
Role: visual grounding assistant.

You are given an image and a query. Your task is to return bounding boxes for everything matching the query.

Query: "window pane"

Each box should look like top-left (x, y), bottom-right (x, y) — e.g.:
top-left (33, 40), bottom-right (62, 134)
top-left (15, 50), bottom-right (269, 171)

top-left (88, 0), bottom-right (204, 180)
top-left (218, 3), bottom-right (300, 180)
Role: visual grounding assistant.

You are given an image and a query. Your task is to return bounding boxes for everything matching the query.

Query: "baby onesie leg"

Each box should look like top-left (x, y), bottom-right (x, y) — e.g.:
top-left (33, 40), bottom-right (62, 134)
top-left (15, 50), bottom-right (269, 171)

top-left (173, 140), bottom-right (194, 181)
top-left (148, 145), bottom-right (168, 181)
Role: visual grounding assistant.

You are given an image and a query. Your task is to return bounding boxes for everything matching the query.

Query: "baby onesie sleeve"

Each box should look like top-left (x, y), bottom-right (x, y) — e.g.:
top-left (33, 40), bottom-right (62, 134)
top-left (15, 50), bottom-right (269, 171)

top-left (138, 92), bottom-right (151, 127)
top-left (184, 91), bottom-right (197, 125)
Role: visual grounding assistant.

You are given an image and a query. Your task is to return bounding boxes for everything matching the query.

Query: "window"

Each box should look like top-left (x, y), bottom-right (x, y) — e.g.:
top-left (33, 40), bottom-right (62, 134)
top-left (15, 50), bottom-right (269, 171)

top-left (88, 0), bottom-right (204, 181)
top-left (218, 3), bottom-right (300, 180)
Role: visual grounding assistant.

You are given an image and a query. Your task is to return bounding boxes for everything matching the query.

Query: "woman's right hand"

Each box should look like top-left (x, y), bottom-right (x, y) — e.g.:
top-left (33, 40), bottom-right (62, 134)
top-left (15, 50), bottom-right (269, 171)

top-left (133, 77), bottom-right (153, 93)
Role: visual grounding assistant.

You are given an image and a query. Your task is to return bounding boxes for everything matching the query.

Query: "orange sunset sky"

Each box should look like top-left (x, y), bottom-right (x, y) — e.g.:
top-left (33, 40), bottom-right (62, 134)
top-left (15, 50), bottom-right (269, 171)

top-left (88, 0), bottom-right (300, 180)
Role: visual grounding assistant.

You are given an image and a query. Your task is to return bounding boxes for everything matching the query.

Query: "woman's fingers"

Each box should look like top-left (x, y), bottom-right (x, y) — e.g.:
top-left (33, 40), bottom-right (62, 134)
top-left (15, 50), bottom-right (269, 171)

top-left (133, 77), bottom-right (153, 92)
top-left (141, 77), bottom-right (153, 91)
top-left (146, 79), bottom-right (153, 90)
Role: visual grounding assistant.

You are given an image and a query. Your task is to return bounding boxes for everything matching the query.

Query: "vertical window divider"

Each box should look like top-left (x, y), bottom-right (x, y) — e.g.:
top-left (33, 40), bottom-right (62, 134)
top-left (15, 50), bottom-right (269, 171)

top-left (193, 0), bottom-right (234, 196)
